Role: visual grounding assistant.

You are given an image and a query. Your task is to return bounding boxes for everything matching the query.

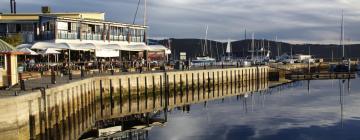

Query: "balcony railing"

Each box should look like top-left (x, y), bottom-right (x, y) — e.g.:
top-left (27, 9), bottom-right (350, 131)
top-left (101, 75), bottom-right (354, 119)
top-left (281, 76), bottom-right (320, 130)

top-left (42, 31), bottom-right (55, 40)
top-left (57, 30), bottom-right (78, 40)
top-left (131, 36), bottom-right (143, 42)
top-left (36, 30), bottom-right (144, 43)
top-left (81, 33), bottom-right (102, 40)
top-left (109, 35), bottom-right (126, 41)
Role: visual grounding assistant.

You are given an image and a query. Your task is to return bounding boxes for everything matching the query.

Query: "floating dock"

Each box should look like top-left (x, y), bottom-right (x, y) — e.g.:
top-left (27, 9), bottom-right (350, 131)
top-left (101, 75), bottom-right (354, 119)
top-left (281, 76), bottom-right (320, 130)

top-left (286, 72), bottom-right (356, 80)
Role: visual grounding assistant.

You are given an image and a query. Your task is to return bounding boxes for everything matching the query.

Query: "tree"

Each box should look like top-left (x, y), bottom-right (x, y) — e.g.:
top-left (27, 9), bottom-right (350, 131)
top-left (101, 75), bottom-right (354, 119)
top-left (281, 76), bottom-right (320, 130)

top-left (0, 34), bottom-right (23, 47)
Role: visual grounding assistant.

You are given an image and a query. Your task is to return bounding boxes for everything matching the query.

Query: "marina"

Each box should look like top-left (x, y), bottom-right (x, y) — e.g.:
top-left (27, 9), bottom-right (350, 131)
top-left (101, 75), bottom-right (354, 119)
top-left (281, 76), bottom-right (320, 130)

top-left (0, 0), bottom-right (360, 140)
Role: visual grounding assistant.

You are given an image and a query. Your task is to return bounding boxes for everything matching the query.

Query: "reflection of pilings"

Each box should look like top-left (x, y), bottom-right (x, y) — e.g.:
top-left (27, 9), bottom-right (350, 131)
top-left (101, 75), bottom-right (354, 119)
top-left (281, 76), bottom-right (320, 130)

top-left (192, 73), bottom-right (195, 101)
top-left (207, 72), bottom-right (210, 98)
top-left (160, 75), bottom-right (163, 107)
top-left (99, 80), bottom-right (104, 119)
top-left (197, 73), bottom-right (200, 101)
top-left (173, 75), bottom-right (176, 104)
top-left (230, 70), bottom-right (233, 94)
top-left (145, 76), bottom-right (148, 109)
top-left (119, 79), bottom-right (123, 113)
top-left (128, 78), bottom-right (131, 112)
top-left (217, 71), bottom-right (220, 97)
top-left (110, 79), bottom-right (114, 115)
top-left (222, 71), bottom-right (224, 96)
top-left (152, 76), bottom-right (156, 109)
top-left (203, 72), bottom-right (205, 99)
top-left (180, 74), bottom-right (183, 103)
top-left (96, 74), bottom-right (269, 139)
top-left (166, 74), bottom-right (170, 107)
top-left (234, 70), bottom-right (237, 93)
top-left (212, 72), bottom-right (215, 97)
top-left (137, 77), bottom-right (140, 111)
top-left (226, 71), bottom-right (228, 95)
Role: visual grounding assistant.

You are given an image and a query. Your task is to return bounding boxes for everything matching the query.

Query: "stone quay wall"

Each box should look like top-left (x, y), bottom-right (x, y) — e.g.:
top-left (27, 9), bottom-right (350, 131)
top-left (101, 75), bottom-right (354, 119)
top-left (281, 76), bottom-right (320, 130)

top-left (0, 66), bottom-right (268, 140)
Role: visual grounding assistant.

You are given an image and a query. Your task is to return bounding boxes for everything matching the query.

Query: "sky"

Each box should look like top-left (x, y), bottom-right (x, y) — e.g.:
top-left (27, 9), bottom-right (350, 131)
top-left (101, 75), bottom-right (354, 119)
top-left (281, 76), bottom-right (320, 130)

top-left (1, 0), bottom-right (360, 44)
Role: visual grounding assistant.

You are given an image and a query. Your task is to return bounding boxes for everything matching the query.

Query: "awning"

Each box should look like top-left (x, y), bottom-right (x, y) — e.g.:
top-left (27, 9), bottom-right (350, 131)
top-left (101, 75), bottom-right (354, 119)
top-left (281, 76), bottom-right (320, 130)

top-left (0, 39), bottom-right (25, 54)
top-left (16, 42), bottom-right (170, 53)
top-left (17, 48), bottom-right (38, 55)
top-left (125, 44), bottom-right (148, 51)
top-left (147, 45), bottom-right (171, 54)
top-left (67, 43), bottom-right (96, 51)
top-left (16, 42), bottom-right (68, 50)
top-left (95, 49), bottom-right (119, 57)
top-left (39, 48), bottom-right (61, 55)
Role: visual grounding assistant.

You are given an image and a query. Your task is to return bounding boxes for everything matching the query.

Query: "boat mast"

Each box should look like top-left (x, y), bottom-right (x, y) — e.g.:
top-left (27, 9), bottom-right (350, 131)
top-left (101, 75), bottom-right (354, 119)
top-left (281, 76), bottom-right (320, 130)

top-left (226, 40), bottom-right (231, 58)
top-left (251, 33), bottom-right (255, 60)
top-left (267, 40), bottom-right (270, 58)
top-left (276, 36), bottom-right (280, 58)
top-left (144, 0), bottom-right (147, 26)
top-left (203, 25), bottom-right (209, 56)
top-left (341, 10), bottom-right (345, 59)
top-left (144, 0), bottom-right (148, 45)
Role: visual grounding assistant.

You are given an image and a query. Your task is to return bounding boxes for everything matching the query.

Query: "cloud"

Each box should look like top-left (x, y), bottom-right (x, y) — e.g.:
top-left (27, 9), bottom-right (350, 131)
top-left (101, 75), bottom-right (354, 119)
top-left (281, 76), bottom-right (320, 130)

top-left (149, 78), bottom-right (360, 139)
top-left (1, 0), bottom-right (360, 44)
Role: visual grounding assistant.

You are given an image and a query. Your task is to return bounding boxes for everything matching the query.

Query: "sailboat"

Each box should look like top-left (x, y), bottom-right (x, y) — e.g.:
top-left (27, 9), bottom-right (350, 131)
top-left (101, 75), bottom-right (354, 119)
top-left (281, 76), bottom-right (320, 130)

top-left (248, 35), bottom-right (270, 65)
top-left (192, 25), bottom-right (216, 64)
top-left (223, 40), bottom-right (232, 61)
top-left (334, 11), bottom-right (352, 72)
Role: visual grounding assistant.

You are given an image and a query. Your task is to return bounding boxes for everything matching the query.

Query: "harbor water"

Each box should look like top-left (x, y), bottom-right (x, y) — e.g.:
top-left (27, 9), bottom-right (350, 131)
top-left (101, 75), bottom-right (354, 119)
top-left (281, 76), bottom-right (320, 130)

top-left (92, 75), bottom-right (360, 140)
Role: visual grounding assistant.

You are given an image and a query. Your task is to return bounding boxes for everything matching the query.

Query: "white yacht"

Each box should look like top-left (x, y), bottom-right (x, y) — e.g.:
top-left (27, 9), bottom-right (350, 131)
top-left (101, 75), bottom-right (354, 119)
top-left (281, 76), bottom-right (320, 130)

top-left (192, 56), bottom-right (216, 63)
top-left (192, 25), bottom-right (216, 64)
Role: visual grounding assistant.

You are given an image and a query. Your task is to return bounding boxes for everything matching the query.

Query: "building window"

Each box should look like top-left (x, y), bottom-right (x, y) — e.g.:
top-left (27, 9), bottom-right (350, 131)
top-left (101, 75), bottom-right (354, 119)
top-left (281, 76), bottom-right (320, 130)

top-left (21, 24), bottom-right (33, 32)
top-left (8, 24), bottom-right (16, 33)
top-left (0, 24), bottom-right (6, 33)
top-left (0, 55), bottom-right (5, 69)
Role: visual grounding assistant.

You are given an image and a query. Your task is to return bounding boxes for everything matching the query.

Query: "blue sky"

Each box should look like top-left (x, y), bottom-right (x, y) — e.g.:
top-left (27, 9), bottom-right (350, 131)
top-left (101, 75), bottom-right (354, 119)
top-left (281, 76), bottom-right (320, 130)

top-left (1, 0), bottom-right (360, 44)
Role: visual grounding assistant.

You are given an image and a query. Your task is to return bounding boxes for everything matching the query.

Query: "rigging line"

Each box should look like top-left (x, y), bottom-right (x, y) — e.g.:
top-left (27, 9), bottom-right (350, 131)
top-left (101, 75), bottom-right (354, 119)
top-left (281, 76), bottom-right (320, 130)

top-left (133, 0), bottom-right (142, 25)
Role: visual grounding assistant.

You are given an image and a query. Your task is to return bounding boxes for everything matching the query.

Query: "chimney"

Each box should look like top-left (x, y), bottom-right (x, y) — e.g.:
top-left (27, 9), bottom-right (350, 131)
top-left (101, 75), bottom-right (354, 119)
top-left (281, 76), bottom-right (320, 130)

top-left (13, 0), bottom-right (16, 13)
top-left (10, 0), bottom-right (16, 14)
top-left (41, 6), bottom-right (51, 14)
top-left (10, 0), bottom-right (13, 13)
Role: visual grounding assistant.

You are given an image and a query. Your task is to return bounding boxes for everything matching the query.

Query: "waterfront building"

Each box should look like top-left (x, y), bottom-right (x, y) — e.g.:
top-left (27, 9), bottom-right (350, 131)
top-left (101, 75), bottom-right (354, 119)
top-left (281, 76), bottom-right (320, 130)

top-left (0, 8), bottom-right (170, 62)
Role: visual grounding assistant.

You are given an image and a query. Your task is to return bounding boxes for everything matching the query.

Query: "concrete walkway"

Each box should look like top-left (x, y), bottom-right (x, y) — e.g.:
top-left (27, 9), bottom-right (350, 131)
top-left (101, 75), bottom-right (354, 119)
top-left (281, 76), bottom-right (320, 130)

top-left (0, 66), bottom-right (241, 97)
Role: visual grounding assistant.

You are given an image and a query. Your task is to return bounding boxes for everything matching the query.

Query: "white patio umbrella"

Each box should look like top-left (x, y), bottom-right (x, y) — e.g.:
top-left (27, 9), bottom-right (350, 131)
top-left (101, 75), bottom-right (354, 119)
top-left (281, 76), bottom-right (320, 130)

top-left (39, 48), bottom-right (61, 67)
top-left (18, 48), bottom-right (38, 55)
top-left (17, 48), bottom-right (39, 62)
top-left (39, 48), bottom-right (61, 55)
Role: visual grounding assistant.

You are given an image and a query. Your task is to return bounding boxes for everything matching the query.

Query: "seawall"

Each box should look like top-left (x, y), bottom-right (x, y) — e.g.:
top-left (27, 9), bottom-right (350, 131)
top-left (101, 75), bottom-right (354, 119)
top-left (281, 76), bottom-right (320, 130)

top-left (0, 66), bottom-right (268, 140)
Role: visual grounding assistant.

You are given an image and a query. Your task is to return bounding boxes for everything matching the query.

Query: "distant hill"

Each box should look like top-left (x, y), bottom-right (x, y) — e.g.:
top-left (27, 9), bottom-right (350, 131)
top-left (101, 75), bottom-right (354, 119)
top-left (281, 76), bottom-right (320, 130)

top-left (149, 38), bottom-right (360, 60)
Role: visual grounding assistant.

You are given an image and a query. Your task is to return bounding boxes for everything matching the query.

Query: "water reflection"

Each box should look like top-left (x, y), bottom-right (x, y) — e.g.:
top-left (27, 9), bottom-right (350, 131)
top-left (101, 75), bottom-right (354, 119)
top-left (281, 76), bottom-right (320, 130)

top-left (84, 77), bottom-right (360, 140)
top-left (79, 78), bottom-right (268, 139)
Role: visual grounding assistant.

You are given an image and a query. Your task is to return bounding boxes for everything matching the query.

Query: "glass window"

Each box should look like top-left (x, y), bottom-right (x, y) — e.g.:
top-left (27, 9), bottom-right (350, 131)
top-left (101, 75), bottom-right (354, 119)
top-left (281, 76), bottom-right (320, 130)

top-left (71, 23), bottom-right (78, 32)
top-left (57, 21), bottom-right (68, 30)
top-left (21, 24), bottom-right (33, 32)
top-left (0, 55), bottom-right (5, 69)
top-left (0, 23), bottom-right (7, 33)
top-left (8, 24), bottom-right (16, 33)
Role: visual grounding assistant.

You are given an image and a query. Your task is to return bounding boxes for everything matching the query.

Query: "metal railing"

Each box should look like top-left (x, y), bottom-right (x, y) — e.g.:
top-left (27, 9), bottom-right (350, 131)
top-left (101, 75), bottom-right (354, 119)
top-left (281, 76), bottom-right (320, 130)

top-left (109, 35), bottom-right (126, 41)
top-left (57, 30), bottom-right (78, 40)
top-left (81, 33), bottom-right (102, 40)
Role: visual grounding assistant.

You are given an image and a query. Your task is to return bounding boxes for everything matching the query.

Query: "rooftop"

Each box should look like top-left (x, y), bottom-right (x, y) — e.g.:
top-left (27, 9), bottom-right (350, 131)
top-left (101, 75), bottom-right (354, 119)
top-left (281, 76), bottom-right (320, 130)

top-left (0, 12), bottom-right (147, 28)
top-left (0, 12), bottom-right (105, 21)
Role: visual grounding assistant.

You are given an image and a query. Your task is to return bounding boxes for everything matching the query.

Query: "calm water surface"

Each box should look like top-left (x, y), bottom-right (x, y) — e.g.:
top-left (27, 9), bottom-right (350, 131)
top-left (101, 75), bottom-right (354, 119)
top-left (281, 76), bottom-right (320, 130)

top-left (144, 78), bottom-right (360, 140)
